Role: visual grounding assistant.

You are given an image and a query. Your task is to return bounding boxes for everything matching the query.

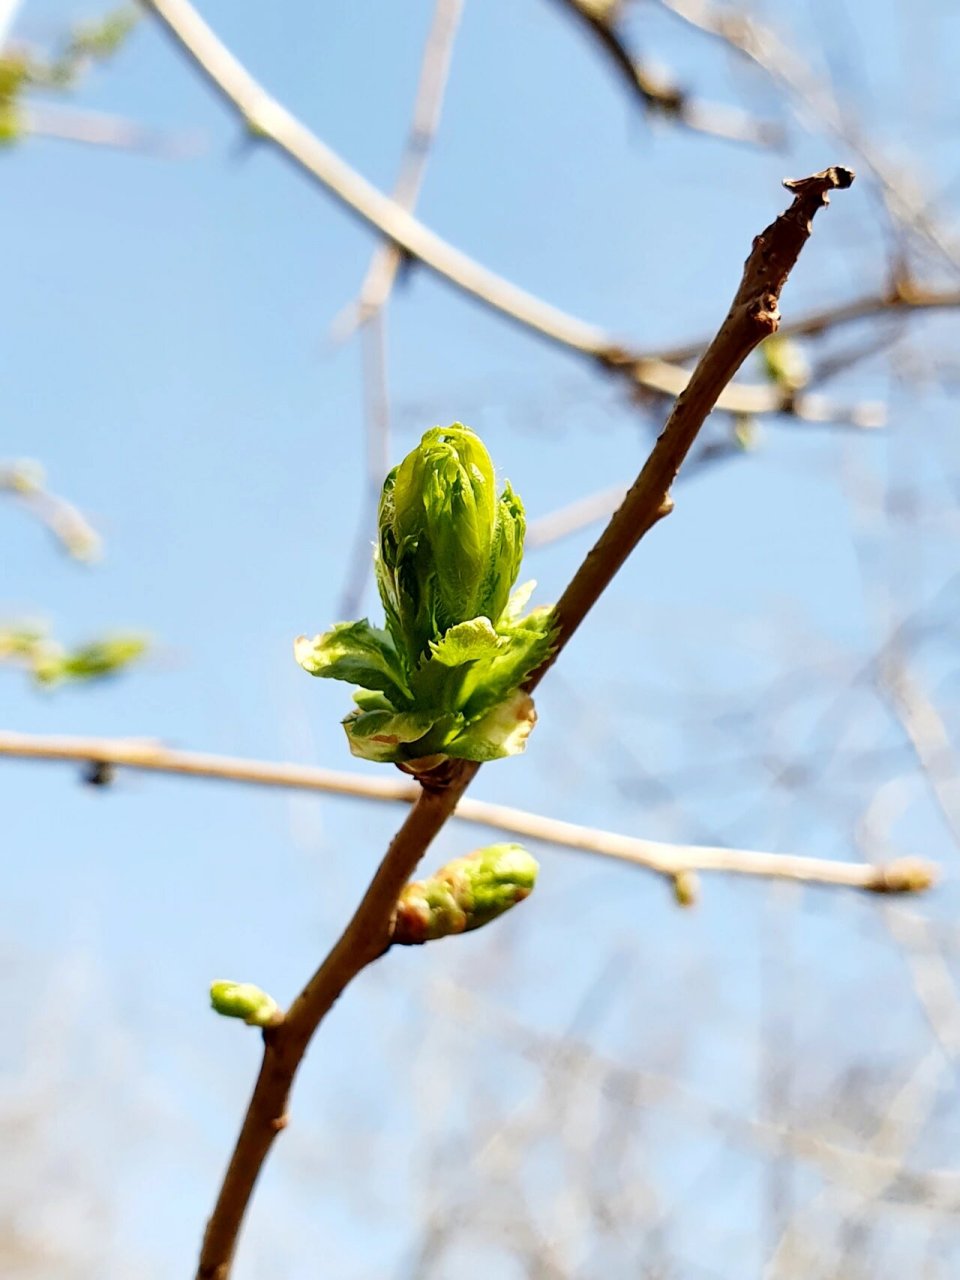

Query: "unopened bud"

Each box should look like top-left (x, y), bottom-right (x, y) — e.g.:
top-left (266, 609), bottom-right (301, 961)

top-left (209, 980), bottom-right (281, 1027)
top-left (393, 843), bottom-right (539, 944)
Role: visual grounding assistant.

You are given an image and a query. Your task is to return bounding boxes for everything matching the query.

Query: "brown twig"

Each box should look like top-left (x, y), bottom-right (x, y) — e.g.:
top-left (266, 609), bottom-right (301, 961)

top-left (89, 28), bottom-right (850, 1245)
top-left (139, 0), bottom-right (840, 421)
top-left (547, 0), bottom-right (781, 146)
top-left (530, 167), bottom-right (856, 683)
top-left (0, 730), bottom-right (935, 894)
top-left (655, 280), bottom-right (960, 366)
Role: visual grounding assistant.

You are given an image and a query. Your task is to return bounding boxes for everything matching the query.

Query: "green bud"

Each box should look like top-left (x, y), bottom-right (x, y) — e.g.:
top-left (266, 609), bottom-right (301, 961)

top-left (209, 980), bottom-right (281, 1027)
top-left (375, 425), bottom-right (526, 661)
top-left (760, 335), bottom-right (809, 391)
top-left (392, 843), bottom-right (539, 944)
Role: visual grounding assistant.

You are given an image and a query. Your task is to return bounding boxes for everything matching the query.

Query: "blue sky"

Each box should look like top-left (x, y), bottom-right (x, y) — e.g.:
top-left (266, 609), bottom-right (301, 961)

top-left (4, 1), bottom-right (960, 1276)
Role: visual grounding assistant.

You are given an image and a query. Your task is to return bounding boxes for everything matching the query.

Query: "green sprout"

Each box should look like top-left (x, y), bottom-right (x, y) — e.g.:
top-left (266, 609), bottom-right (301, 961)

top-left (209, 981), bottom-right (281, 1027)
top-left (392, 844), bottom-right (539, 944)
top-left (296, 424), bottom-right (556, 767)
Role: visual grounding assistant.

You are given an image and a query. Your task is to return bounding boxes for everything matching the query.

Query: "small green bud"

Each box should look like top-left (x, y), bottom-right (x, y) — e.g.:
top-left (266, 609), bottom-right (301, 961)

top-left (760, 335), bottom-right (809, 391)
top-left (672, 870), bottom-right (699, 908)
top-left (392, 843), bottom-right (539, 944)
top-left (57, 634), bottom-right (147, 682)
top-left (375, 424), bottom-right (526, 661)
top-left (209, 980), bottom-right (281, 1027)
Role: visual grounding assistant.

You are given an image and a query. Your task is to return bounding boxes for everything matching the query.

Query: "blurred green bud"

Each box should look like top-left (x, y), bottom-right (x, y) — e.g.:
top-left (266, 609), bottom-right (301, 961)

top-left (57, 634), bottom-right (147, 683)
top-left (672, 870), bottom-right (700, 908)
top-left (760, 335), bottom-right (809, 391)
top-left (376, 424), bottom-right (525, 661)
top-left (67, 7), bottom-right (139, 62)
top-left (209, 980), bottom-right (281, 1027)
top-left (392, 843), bottom-right (539, 944)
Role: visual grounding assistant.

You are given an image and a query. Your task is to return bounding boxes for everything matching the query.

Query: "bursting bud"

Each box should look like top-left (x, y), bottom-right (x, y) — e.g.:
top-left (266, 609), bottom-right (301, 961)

top-left (392, 843), bottom-right (539, 944)
top-left (376, 424), bottom-right (525, 661)
top-left (209, 980), bottom-right (282, 1027)
top-left (297, 423), bottom-right (556, 767)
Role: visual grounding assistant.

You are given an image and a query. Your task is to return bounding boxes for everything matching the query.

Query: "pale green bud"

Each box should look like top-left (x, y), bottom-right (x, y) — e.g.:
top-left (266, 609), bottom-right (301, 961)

top-left (209, 980), bottom-right (281, 1027)
top-left (375, 425), bottom-right (526, 662)
top-left (392, 844), bottom-right (539, 944)
top-left (760, 335), bottom-right (809, 391)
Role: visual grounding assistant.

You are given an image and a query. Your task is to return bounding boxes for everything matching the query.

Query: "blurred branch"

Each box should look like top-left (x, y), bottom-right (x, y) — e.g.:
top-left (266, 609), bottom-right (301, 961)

top-left (434, 979), bottom-right (960, 1213)
top-left (655, 0), bottom-right (960, 272)
top-left (526, 391), bottom-right (884, 549)
top-left (139, 0), bottom-right (857, 422)
top-left (1, 459), bottom-right (101, 562)
top-left (24, 100), bottom-right (199, 155)
top-left (336, 0), bottom-right (463, 617)
top-left (880, 661), bottom-right (960, 850)
top-left (0, 730), bottom-right (936, 894)
top-left (548, 0), bottom-right (782, 146)
top-left (329, 0), bottom-right (464, 344)
top-left (656, 279), bottom-right (960, 365)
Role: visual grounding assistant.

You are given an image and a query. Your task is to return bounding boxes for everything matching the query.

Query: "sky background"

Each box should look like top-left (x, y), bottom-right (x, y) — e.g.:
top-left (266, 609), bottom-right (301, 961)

top-left (3, 1), bottom-right (960, 1277)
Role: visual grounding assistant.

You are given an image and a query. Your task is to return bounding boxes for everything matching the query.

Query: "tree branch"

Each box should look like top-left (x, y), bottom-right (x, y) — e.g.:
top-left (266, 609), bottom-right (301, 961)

top-left (140, 0), bottom-right (828, 419)
top-left (547, 0), bottom-right (782, 147)
top-left (328, 0), bottom-right (464, 344)
top-left (104, 22), bottom-right (858, 1255)
top-left (1, 459), bottom-right (101, 562)
top-left (0, 730), bottom-right (934, 894)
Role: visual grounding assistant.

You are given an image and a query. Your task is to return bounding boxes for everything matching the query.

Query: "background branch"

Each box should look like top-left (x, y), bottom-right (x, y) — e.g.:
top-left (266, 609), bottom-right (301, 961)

top-left (0, 730), bottom-right (934, 894)
top-left (140, 0), bottom-right (837, 420)
top-left (547, 0), bottom-right (781, 146)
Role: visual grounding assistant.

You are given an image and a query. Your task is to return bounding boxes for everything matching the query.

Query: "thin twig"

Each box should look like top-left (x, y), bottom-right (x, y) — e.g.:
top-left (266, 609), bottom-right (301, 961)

top-left (328, 0), bottom-right (464, 344)
top-left (338, 311), bottom-right (392, 618)
top-left (139, 0), bottom-right (831, 420)
top-left (24, 102), bottom-right (200, 156)
top-left (654, 0), bottom-right (960, 273)
top-left (336, 0), bottom-right (463, 615)
top-left (0, 731), bottom-right (935, 894)
top-left (529, 167), bottom-right (858, 683)
top-left (1, 460), bottom-right (101, 562)
top-left (655, 280), bottom-right (960, 366)
top-left (548, 0), bottom-right (782, 146)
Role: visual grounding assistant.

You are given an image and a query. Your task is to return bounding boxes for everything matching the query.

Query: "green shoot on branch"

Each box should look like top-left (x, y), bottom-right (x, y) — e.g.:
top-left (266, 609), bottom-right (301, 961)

top-left (392, 844), bottom-right (539, 944)
top-left (296, 424), bottom-right (557, 769)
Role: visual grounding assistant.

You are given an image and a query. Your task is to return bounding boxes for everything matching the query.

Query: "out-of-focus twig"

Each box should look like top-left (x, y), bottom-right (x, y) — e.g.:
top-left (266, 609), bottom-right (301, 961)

top-left (1, 459), bottom-right (101, 562)
top-left (657, 279), bottom-right (960, 366)
top-left (24, 101), bottom-right (200, 155)
top-left (547, 0), bottom-right (781, 146)
top-left (329, 0), bottom-right (464, 344)
top-left (141, 0), bottom-right (858, 424)
top-left (655, 0), bottom-right (960, 272)
top-left (879, 661), bottom-right (960, 851)
top-left (0, 730), bottom-right (936, 893)
top-left (335, 0), bottom-right (463, 617)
